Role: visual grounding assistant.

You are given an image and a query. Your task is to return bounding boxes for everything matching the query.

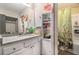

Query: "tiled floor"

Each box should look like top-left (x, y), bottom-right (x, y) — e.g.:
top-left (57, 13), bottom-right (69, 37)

top-left (58, 50), bottom-right (75, 55)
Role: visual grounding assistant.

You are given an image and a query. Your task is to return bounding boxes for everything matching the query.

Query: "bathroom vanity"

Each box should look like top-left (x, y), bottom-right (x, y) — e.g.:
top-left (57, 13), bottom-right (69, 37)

top-left (0, 34), bottom-right (41, 55)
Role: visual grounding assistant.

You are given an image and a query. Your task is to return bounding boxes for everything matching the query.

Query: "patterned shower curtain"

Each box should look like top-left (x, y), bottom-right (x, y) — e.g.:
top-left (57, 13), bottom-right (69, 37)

top-left (58, 8), bottom-right (72, 48)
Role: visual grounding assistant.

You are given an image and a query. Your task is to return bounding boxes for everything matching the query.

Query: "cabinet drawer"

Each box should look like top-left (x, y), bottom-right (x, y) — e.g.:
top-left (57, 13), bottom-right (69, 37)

top-left (24, 40), bottom-right (32, 48)
top-left (24, 37), bottom-right (40, 47)
top-left (3, 42), bottom-right (24, 55)
top-left (11, 48), bottom-right (33, 55)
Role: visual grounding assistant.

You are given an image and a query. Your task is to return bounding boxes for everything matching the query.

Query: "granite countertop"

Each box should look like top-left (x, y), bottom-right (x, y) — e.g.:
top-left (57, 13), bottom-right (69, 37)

top-left (1, 34), bottom-right (40, 44)
top-left (43, 38), bottom-right (51, 41)
top-left (1, 34), bottom-right (18, 37)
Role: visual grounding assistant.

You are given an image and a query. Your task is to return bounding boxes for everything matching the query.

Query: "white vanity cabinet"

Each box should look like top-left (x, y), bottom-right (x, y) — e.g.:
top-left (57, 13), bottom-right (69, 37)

top-left (2, 42), bottom-right (24, 55)
top-left (33, 40), bottom-right (40, 55)
top-left (8, 36), bottom-right (41, 55)
top-left (23, 37), bottom-right (41, 55)
top-left (11, 45), bottom-right (33, 55)
top-left (0, 47), bottom-right (2, 55)
top-left (11, 40), bottom-right (41, 55)
top-left (42, 39), bottom-right (52, 55)
top-left (0, 35), bottom-right (41, 55)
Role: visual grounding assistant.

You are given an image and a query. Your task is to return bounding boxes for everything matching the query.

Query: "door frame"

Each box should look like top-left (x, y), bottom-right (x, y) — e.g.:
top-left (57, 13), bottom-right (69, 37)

top-left (51, 3), bottom-right (58, 55)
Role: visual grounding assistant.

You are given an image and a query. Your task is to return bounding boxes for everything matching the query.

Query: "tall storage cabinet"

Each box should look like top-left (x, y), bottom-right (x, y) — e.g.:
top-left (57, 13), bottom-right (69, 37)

top-left (10, 37), bottom-right (41, 55)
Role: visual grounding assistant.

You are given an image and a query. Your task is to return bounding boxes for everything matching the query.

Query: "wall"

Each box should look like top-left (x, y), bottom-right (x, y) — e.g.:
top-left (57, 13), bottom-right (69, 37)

top-left (71, 7), bottom-right (79, 15)
top-left (71, 7), bottom-right (79, 54)
top-left (18, 6), bottom-right (34, 33)
top-left (18, 3), bottom-right (53, 33)
top-left (34, 3), bottom-right (53, 27)
top-left (0, 9), bottom-right (19, 18)
top-left (34, 3), bottom-right (43, 27)
top-left (71, 7), bottom-right (79, 30)
top-left (18, 3), bottom-right (48, 33)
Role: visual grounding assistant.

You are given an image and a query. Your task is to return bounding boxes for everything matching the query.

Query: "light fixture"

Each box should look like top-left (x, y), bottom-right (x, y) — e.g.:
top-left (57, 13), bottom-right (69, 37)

top-left (22, 3), bottom-right (32, 7)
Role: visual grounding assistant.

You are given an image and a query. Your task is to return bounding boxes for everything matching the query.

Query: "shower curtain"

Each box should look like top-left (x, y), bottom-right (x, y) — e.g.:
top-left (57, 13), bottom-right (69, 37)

top-left (58, 8), bottom-right (72, 48)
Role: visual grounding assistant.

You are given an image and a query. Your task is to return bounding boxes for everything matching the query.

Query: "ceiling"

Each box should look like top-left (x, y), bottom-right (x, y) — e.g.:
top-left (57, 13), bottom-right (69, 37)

top-left (58, 3), bottom-right (79, 9)
top-left (0, 3), bottom-right (28, 14)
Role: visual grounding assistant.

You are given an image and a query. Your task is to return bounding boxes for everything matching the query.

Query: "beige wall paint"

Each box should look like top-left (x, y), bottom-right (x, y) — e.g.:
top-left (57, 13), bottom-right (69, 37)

top-left (71, 7), bottom-right (79, 14)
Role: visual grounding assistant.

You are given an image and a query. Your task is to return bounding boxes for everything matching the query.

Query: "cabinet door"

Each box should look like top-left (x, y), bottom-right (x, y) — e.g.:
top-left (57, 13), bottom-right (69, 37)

top-left (33, 41), bottom-right (40, 55)
top-left (11, 47), bottom-right (33, 55)
top-left (3, 42), bottom-right (24, 55)
top-left (42, 40), bottom-right (52, 55)
top-left (0, 47), bottom-right (2, 55)
top-left (24, 44), bottom-right (34, 55)
top-left (12, 44), bottom-right (33, 55)
top-left (0, 22), bottom-right (2, 33)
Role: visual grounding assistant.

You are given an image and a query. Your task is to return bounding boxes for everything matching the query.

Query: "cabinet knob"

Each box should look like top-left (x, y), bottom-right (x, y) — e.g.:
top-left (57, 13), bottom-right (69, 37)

top-left (13, 48), bottom-right (16, 50)
top-left (30, 46), bottom-right (34, 48)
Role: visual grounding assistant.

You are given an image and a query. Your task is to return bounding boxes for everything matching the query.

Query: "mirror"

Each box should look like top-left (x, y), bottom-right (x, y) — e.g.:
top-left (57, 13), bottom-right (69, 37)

top-left (0, 3), bottom-right (35, 35)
